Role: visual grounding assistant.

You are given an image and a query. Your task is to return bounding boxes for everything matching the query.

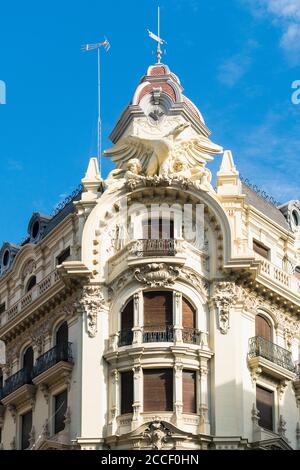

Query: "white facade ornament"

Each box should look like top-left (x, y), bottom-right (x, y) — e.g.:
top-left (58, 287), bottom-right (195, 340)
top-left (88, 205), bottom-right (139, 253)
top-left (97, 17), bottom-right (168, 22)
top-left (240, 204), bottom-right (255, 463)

top-left (278, 415), bottom-right (287, 437)
top-left (79, 286), bottom-right (105, 338)
top-left (213, 282), bottom-right (237, 335)
top-left (104, 121), bottom-right (222, 178)
top-left (134, 263), bottom-right (180, 287)
top-left (142, 421), bottom-right (173, 450)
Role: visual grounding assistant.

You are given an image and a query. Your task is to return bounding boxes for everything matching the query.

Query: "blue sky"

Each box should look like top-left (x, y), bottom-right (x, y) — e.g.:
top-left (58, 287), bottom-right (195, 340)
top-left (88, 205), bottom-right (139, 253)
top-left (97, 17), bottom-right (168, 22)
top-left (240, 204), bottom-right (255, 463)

top-left (0, 0), bottom-right (300, 244)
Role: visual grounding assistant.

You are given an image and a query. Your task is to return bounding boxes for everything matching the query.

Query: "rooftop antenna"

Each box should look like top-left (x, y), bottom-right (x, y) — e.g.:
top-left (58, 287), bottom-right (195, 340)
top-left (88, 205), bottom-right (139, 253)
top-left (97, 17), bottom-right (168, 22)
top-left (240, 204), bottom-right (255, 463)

top-left (148, 6), bottom-right (167, 64)
top-left (81, 38), bottom-right (110, 177)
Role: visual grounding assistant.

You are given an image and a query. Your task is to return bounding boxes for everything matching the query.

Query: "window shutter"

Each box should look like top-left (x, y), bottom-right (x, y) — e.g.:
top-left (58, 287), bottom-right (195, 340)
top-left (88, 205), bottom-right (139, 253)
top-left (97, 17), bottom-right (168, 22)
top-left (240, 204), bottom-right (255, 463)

top-left (121, 299), bottom-right (134, 331)
top-left (121, 371), bottom-right (134, 414)
top-left (256, 385), bottom-right (274, 431)
top-left (182, 298), bottom-right (196, 329)
top-left (144, 369), bottom-right (173, 412)
top-left (54, 389), bottom-right (68, 434)
top-left (255, 315), bottom-right (272, 341)
top-left (183, 371), bottom-right (197, 414)
top-left (21, 410), bottom-right (32, 450)
top-left (143, 292), bottom-right (173, 328)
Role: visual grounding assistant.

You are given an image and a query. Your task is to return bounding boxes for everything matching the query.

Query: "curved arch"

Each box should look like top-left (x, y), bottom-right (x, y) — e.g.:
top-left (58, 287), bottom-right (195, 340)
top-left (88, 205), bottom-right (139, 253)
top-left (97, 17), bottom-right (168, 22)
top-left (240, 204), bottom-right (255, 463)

top-left (9, 244), bottom-right (36, 281)
top-left (255, 311), bottom-right (275, 342)
top-left (25, 275), bottom-right (37, 293)
top-left (81, 183), bottom-right (232, 275)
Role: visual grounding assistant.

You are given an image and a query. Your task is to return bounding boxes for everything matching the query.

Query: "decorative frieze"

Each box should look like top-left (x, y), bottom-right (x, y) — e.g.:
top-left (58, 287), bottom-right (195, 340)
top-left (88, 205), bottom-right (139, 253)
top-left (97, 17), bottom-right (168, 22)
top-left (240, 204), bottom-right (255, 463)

top-left (134, 263), bottom-right (180, 288)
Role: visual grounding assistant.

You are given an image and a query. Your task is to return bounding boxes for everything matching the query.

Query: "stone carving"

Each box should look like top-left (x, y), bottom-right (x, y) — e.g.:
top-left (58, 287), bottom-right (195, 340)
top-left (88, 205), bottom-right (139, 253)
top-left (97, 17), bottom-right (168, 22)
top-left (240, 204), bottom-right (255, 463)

top-left (134, 263), bottom-right (180, 287)
top-left (22, 259), bottom-right (36, 280)
top-left (180, 268), bottom-right (209, 299)
top-left (278, 415), bottom-right (287, 437)
top-left (79, 286), bottom-right (105, 338)
top-left (42, 419), bottom-right (50, 440)
top-left (105, 122), bottom-right (222, 178)
top-left (143, 421), bottom-right (173, 450)
top-left (104, 158), bottom-right (144, 193)
top-left (28, 426), bottom-right (36, 449)
top-left (212, 282), bottom-right (237, 335)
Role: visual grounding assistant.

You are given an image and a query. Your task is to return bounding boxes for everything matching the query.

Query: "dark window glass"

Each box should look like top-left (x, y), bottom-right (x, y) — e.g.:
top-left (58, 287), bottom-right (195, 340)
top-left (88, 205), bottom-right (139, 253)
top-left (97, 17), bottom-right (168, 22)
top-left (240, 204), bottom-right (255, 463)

top-left (23, 347), bottom-right (34, 375)
top-left (32, 221), bottom-right (40, 239)
top-left (0, 369), bottom-right (3, 391)
top-left (56, 247), bottom-right (71, 265)
top-left (253, 240), bottom-right (270, 259)
top-left (183, 370), bottom-right (197, 414)
top-left (3, 250), bottom-right (10, 267)
top-left (54, 390), bottom-right (68, 434)
top-left (121, 299), bottom-right (134, 331)
top-left (26, 275), bottom-right (36, 293)
top-left (144, 369), bottom-right (173, 412)
top-left (0, 302), bottom-right (5, 315)
top-left (256, 385), bottom-right (274, 431)
top-left (295, 266), bottom-right (300, 280)
top-left (121, 371), bottom-right (134, 414)
top-left (21, 410), bottom-right (32, 450)
top-left (56, 321), bottom-right (68, 360)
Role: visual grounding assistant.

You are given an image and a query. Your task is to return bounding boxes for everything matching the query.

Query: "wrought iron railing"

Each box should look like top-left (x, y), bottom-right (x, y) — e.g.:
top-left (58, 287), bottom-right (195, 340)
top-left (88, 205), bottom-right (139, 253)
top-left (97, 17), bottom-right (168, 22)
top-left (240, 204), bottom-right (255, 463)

top-left (0, 367), bottom-right (32, 400)
top-left (248, 336), bottom-right (296, 373)
top-left (118, 329), bottom-right (134, 347)
top-left (33, 342), bottom-right (73, 378)
top-left (143, 325), bottom-right (174, 343)
top-left (182, 328), bottom-right (200, 345)
top-left (133, 239), bottom-right (176, 257)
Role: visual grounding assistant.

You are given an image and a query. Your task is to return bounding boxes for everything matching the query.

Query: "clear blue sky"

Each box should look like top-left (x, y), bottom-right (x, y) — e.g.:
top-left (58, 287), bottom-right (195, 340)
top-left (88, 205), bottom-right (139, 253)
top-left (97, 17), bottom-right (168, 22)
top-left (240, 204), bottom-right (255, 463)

top-left (0, 0), bottom-right (300, 244)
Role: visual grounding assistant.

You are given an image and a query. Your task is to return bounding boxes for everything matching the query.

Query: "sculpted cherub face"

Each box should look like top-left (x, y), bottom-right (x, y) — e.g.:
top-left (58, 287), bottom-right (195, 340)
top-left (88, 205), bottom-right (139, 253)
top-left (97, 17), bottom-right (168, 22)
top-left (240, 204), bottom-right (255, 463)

top-left (127, 158), bottom-right (142, 175)
top-left (173, 156), bottom-right (188, 172)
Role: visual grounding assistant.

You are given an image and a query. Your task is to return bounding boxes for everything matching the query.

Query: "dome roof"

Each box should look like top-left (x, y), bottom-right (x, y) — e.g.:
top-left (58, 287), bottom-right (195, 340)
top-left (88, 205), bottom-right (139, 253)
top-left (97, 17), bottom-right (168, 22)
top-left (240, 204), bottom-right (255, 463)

top-left (132, 63), bottom-right (205, 124)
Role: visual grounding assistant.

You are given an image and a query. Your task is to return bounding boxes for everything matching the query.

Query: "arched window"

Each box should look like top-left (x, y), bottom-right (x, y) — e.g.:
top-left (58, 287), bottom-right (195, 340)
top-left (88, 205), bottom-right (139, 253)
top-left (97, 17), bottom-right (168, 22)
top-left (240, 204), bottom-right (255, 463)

top-left (255, 314), bottom-right (272, 342)
top-left (23, 346), bottom-right (34, 378)
top-left (119, 299), bottom-right (134, 346)
top-left (26, 275), bottom-right (36, 293)
top-left (56, 321), bottom-right (68, 361)
top-left (182, 297), bottom-right (197, 344)
top-left (143, 291), bottom-right (173, 342)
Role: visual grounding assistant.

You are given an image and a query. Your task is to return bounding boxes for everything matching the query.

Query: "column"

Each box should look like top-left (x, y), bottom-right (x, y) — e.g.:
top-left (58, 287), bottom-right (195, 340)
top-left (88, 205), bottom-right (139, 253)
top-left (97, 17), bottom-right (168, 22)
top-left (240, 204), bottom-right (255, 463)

top-left (173, 292), bottom-right (182, 344)
top-left (131, 363), bottom-right (143, 431)
top-left (108, 369), bottom-right (119, 435)
top-left (198, 356), bottom-right (210, 435)
top-left (174, 362), bottom-right (183, 428)
top-left (132, 291), bottom-right (143, 345)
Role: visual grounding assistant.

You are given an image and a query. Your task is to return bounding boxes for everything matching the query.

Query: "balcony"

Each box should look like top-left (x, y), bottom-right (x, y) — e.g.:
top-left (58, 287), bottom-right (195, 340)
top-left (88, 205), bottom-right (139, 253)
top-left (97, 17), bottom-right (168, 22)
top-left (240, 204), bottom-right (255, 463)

top-left (143, 325), bottom-right (174, 343)
top-left (0, 269), bottom-right (61, 328)
top-left (133, 239), bottom-right (176, 257)
top-left (254, 255), bottom-right (300, 298)
top-left (117, 327), bottom-right (202, 347)
top-left (248, 336), bottom-right (296, 382)
top-left (0, 367), bottom-right (36, 408)
top-left (32, 343), bottom-right (73, 391)
top-left (33, 343), bottom-right (73, 378)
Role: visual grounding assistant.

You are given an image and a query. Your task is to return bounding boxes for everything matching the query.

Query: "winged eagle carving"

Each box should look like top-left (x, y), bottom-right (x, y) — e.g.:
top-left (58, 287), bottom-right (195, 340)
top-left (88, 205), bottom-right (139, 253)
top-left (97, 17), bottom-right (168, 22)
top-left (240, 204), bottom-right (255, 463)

top-left (104, 123), bottom-right (223, 177)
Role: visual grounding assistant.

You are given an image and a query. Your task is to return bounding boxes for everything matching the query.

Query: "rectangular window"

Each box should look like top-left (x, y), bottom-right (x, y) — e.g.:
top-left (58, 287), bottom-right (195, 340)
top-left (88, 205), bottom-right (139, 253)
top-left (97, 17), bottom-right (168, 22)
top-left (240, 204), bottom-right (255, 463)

top-left (0, 302), bottom-right (5, 315)
top-left (54, 390), bottom-right (68, 434)
top-left (21, 410), bottom-right (32, 450)
top-left (253, 240), bottom-right (270, 259)
top-left (143, 369), bottom-right (173, 412)
top-left (256, 385), bottom-right (274, 431)
top-left (56, 246), bottom-right (71, 265)
top-left (142, 218), bottom-right (174, 240)
top-left (120, 371), bottom-right (134, 414)
top-left (183, 371), bottom-right (197, 414)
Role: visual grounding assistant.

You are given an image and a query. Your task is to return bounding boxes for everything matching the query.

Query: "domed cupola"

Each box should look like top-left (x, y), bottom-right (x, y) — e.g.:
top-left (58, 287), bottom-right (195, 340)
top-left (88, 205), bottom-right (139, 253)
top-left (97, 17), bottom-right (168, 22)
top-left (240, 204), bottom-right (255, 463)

top-left (109, 62), bottom-right (210, 144)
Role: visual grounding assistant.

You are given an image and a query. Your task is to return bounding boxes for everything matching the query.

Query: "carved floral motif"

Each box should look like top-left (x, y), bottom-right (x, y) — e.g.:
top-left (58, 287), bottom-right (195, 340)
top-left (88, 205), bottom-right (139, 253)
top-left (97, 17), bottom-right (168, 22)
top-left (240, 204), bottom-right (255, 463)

top-left (212, 282), bottom-right (237, 335)
top-left (143, 421), bottom-right (173, 450)
top-left (79, 286), bottom-right (105, 338)
top-left (134, 263), bottom-right (180, 287)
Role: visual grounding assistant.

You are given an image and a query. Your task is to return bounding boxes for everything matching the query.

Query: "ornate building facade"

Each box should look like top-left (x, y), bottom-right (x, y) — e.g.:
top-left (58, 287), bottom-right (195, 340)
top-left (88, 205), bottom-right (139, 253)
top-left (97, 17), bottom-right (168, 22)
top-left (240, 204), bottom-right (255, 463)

top-left (0, 60), bottom-right (300, 451)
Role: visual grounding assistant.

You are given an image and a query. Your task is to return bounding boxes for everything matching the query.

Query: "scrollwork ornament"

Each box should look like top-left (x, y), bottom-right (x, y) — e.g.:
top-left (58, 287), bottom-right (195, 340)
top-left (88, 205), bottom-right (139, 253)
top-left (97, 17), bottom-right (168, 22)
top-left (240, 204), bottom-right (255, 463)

top-left (79, 286), bottom-right (105, 338)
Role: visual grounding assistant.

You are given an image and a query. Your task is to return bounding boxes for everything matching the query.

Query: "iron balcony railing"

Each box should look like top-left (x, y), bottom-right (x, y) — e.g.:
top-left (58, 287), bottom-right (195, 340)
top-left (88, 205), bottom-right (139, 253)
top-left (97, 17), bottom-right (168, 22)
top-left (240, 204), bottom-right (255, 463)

top-left (248, 336), bottom-right (296, 373)
top-left (0, 367), bottom-right (32, 400)
top-left (182, 328), bottom-right (201, 345)
top-left (33, 342), bottom-right (73, 378)
top-left (143, 325), bottom-right (174, 343)
top-left (118, 329), bottom-right (134, 347)
top-left (133, 239), bottom-right (176, 257)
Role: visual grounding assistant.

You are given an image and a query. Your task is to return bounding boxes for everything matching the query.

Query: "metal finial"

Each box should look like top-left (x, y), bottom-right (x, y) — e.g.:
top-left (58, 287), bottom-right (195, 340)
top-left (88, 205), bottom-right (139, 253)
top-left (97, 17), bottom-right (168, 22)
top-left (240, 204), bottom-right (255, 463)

top-left (147, 6), bottom-right (167, 64)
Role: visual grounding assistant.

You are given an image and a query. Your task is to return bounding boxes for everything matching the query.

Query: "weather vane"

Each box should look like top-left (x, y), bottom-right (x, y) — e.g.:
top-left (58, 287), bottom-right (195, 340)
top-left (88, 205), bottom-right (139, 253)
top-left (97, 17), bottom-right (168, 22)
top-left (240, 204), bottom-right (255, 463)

top-left (81, 38), bottom-right (111, 177)
top-left (148, 6), bottom-right (167, 64)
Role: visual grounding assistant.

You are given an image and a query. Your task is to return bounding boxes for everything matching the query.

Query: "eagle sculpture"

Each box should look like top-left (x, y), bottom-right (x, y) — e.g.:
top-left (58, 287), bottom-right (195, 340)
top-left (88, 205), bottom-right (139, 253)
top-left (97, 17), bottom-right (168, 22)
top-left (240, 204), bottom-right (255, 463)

top-left (104, 123), bottom-right (223, 177)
